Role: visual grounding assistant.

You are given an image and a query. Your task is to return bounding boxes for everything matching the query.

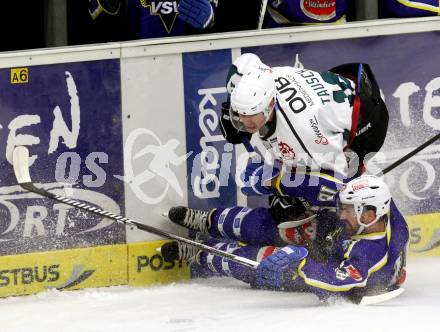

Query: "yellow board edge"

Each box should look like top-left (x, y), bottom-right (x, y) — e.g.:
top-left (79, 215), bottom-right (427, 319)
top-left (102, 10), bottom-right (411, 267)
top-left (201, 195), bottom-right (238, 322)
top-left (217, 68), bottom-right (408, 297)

top-left (0, 240), bottom-right (190, 298)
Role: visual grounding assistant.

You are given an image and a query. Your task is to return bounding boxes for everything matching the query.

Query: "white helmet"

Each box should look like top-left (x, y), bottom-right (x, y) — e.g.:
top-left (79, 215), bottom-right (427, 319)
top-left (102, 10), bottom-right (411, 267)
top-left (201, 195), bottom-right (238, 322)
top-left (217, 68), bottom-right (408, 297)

top-left (229, 67), bottom-right (276, 131)
top-left (227, 53), bottom-right (266, 94)
top-left (338, 175), bottom-right (391, 234)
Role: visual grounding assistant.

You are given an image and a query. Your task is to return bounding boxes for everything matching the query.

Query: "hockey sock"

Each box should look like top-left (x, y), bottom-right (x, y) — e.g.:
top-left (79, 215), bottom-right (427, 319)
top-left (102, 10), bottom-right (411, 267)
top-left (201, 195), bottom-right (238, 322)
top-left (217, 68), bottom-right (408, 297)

top-left (199, 241), bottom-right (263, 284)
top-left (209, 207), bottom-right (280, 245)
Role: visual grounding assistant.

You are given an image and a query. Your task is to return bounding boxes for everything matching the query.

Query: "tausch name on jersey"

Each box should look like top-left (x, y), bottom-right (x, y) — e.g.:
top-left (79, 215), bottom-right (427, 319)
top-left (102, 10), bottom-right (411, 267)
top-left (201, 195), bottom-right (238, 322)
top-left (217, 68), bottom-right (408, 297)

top-left (261, 67), bottom-right (354, 175)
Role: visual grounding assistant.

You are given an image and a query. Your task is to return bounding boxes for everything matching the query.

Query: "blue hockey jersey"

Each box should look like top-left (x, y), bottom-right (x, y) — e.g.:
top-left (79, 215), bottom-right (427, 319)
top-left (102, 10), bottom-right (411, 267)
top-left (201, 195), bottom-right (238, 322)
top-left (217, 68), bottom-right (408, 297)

top-left (293, 200), bottom-right (409, 300)
top-left (275, 169), bottom-right (347, 210)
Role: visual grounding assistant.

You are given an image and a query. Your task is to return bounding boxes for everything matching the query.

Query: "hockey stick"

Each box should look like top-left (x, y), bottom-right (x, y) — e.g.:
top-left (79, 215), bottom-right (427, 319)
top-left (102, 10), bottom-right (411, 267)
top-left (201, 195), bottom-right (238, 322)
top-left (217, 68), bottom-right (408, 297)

top-left (12, 146), bottom-right (258, 269)
top-left (380, 132), bottom-right (440, 175)
top-left (257, 0), bottom-right (268, 30)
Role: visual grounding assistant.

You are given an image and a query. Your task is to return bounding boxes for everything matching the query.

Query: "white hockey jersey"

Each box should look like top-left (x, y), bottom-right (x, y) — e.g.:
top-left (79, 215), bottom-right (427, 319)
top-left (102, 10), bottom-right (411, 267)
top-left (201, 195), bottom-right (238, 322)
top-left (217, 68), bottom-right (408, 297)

top-left (228, 54), bottom-right (356, 176)
top-left (262, 66), bottom-right (355, 175)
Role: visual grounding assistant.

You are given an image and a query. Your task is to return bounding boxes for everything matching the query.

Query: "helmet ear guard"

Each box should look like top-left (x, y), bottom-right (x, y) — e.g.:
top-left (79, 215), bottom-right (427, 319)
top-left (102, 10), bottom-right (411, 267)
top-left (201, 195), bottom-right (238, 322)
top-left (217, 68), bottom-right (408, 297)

top-left (337, 175), bottom-right (391, 234)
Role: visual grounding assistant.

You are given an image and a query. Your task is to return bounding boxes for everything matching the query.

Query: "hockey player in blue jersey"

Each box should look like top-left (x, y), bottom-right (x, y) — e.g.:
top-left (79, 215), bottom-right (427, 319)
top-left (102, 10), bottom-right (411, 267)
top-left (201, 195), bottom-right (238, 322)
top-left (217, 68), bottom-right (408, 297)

top-left (160, 175), bottom-right (409, 303)
top-left (254, 175), bottom-right (408, 298)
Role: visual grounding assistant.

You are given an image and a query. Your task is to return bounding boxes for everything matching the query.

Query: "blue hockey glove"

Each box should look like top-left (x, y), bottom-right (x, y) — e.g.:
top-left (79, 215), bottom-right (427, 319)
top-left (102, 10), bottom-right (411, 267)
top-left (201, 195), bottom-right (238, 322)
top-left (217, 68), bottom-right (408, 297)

top-left (178, 0), bottom-right (214, 30)
top-left (254, 245), bottom-right (308, 290)
top-left (240, 161), bottom-right (280, 196)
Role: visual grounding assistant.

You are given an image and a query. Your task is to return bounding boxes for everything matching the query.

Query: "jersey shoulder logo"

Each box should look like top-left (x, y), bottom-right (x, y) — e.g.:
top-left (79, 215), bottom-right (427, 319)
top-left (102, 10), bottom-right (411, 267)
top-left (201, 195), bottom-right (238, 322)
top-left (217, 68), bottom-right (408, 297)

top-left (335, 263), bottom-right (363, 282)
top-left (345, 264), bottom-right (363, 281)
top-left (278, 141), bottom-right (296, 160)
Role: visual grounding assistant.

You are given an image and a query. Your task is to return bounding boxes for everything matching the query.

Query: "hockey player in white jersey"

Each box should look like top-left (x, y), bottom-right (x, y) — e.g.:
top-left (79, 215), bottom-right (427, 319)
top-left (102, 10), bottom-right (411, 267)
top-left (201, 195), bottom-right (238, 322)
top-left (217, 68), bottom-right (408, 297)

top-left (163, 53), bottom-right (389, 256)
top-left (222, 53), bottom-right (388, 180)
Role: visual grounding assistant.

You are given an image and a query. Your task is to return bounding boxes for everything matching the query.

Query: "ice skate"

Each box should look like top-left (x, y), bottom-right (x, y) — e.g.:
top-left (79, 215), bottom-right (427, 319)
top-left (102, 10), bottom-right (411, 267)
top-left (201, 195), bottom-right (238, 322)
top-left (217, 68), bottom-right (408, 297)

top-left (167, 206), bottom-right (212, 234)
top-left (158, 241), bottom-right (201, 264)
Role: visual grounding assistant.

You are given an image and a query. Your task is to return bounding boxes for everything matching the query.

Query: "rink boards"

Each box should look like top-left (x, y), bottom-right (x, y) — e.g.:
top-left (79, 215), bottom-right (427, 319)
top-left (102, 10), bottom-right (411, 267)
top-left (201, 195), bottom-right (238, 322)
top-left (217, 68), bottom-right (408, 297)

top-left (0, 17), bottom-right (439, 296)
top-left (0, 241), bottom-right (189, 297)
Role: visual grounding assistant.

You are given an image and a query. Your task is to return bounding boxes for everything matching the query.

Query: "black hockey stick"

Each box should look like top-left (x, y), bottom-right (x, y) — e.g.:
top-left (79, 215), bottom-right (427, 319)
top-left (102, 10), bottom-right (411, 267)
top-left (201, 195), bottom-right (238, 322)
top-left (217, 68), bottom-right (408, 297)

top-left (12, 146), bottom-right (258, 269)
top-left (380, 132), bottom-right (440, 175)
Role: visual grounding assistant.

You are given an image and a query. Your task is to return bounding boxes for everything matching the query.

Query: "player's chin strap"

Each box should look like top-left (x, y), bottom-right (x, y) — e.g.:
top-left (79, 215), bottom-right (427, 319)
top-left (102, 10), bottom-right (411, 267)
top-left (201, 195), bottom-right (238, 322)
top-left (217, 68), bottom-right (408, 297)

top-left (263, 99), bottom-right (275, 122)
top-left (356, 215), bottom-right (380, 235)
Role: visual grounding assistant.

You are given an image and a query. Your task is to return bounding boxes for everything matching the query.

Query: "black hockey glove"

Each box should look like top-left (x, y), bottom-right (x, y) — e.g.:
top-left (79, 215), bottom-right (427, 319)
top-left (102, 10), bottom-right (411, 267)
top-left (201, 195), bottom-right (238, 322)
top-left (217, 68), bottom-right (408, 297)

top-left (313, 210), bottom-right (346, 261)
top-left (268, 195), bottom-right (307, 224)
top-left (219, 101), bottom-right (251, 144)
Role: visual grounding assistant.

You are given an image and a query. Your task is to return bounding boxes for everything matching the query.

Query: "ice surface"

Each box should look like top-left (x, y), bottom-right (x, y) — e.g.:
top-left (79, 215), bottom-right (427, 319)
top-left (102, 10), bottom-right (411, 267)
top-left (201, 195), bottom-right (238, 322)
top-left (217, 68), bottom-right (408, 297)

top-left (0, 257), bottom-right (438, 332)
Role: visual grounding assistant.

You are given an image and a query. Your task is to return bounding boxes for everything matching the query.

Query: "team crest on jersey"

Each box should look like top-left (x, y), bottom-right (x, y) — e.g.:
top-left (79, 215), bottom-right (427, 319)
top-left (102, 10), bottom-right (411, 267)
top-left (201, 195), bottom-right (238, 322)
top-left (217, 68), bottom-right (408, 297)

top-left (345, 264), bottom-right (363, 281)
top-left (300, 0), bottom-right (336, 21)
top-left (279, 222), bottom-right (316, 245)
top-left (278, 141), bottom-right (295, 160)
top-left (335, 264), bottom-right (362, 282)
top-left (140, 0), bottom-right (179, 33)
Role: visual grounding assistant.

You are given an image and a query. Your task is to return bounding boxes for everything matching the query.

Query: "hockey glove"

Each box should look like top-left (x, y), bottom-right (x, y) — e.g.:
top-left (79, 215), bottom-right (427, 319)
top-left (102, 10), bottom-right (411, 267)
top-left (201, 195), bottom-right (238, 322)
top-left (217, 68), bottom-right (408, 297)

top-left (268, 195), bottom-right (307, 224)
top-left (178, 0), bottom-right (215, 30)
top-left (254, 245), bottom-right (308, 290)
top-left (240, 160), bottom-right (280, 196)
top-left (219, 101), bottom-right (252, 144)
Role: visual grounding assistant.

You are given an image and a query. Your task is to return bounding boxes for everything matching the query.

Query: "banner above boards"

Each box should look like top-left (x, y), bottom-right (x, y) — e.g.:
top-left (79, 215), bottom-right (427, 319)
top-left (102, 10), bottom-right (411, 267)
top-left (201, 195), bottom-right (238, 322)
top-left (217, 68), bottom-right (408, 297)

top-left (0, 59), bottom-right (125, 255)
